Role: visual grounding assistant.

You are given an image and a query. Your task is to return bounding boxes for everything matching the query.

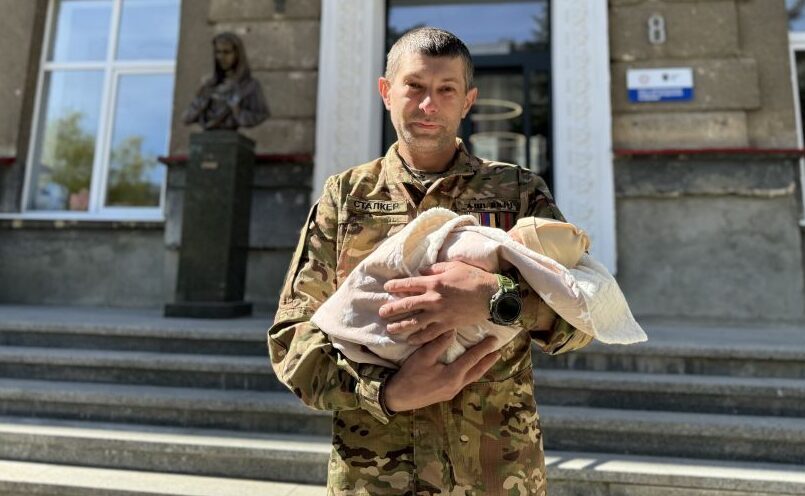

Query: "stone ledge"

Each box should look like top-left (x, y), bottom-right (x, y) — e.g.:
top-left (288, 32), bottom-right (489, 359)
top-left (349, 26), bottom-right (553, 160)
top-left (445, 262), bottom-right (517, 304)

top-left (0, 219), bottom-right (164, 231)
top-left (614, 157), bottom-right (797, 197)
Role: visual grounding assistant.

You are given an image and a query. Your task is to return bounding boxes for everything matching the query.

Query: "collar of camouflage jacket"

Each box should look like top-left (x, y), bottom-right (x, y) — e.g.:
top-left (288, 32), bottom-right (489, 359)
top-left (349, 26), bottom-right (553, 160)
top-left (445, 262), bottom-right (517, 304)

top-left (382, 139), bottom-right (480, 188)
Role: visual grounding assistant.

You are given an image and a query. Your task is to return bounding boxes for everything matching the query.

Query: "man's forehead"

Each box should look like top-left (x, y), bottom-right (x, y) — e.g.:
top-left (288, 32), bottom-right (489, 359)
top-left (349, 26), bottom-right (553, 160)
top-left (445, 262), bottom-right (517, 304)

top-left (395, 53), bottom-right (465, 81)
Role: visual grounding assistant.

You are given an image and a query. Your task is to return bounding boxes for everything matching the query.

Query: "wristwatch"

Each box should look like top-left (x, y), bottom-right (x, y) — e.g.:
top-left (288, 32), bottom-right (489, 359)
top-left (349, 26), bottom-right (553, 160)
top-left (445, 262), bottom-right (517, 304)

top-left (489, 273), bottom-right (522, 325)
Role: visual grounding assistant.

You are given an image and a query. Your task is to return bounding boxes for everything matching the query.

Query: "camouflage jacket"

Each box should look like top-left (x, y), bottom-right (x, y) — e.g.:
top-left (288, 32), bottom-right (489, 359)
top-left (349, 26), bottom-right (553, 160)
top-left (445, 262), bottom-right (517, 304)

top-left (269, 141), bottom-right (592, 495)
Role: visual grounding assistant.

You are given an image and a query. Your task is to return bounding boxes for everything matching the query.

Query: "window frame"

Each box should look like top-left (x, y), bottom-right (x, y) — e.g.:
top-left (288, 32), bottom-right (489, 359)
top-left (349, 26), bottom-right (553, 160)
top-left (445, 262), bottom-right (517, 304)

top-left (789, 31), bottom-right (805, 226)
top-left (17, 0), bottom-right (177, 221)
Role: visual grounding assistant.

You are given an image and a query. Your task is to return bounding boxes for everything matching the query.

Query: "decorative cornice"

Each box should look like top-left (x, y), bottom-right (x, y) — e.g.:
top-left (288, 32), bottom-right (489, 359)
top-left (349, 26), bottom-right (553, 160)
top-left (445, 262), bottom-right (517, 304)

top-left (157, 154), bottom-right (314, 166)
top-left (615, 148), bottom-right (805, 159)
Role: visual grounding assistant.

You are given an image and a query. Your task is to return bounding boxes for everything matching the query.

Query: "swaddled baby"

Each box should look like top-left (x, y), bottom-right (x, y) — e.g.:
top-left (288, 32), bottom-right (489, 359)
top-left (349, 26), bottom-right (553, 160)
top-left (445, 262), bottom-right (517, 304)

top-left (311, 208), bottom-right (645, 369)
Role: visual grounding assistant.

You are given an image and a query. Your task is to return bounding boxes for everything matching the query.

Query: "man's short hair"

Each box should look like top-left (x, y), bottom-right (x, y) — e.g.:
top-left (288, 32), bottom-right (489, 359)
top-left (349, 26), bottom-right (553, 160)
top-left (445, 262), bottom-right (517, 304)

top-left (385, 27), bottom-right (474, 90)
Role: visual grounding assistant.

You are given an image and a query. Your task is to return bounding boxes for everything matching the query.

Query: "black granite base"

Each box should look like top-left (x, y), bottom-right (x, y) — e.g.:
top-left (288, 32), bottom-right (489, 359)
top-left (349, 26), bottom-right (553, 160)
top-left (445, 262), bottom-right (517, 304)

top-left (164, 301), bottom-right (253, 319)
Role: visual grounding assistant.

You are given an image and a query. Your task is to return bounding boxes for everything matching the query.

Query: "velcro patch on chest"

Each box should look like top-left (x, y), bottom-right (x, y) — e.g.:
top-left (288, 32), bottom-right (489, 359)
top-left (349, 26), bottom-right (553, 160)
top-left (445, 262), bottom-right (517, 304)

top-left (456, 198), bottom-right (520, 212)
top-left (456, 198), bottom-right (520, 230)
top-left (345, 195), bottom-right (407, 215)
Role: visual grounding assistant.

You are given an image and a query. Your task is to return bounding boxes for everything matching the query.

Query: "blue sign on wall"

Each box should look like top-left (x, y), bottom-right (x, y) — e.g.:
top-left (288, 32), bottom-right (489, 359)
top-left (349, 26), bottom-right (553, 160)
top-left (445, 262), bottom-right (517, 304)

top-left (627, 68), bottom-right (694, 103)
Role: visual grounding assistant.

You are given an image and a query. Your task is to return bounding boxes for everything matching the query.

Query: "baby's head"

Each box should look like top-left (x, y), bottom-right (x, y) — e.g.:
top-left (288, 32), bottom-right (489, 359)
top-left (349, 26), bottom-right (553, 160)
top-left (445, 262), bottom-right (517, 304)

top-left (507, 217), bottom-right (590, 268)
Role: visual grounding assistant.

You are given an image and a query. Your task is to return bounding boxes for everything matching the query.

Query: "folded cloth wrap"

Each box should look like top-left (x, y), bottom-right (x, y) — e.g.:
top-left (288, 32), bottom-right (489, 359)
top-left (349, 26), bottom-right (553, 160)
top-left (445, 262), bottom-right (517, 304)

top-left (311, 208), bottom-right (646, 368)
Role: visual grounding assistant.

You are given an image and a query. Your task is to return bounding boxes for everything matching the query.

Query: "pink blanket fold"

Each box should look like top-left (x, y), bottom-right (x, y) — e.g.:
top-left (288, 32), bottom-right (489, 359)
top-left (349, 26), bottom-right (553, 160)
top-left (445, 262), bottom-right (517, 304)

top-left (312, 208), bottom-right (646, 369)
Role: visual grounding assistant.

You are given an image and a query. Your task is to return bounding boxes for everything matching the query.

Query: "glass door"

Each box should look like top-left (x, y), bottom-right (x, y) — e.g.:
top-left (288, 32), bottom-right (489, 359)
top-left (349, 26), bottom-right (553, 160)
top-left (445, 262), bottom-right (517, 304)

top-left (386, 0), bottom-right (552, 182)
top-left (788, 0), bottom-right (805, 224)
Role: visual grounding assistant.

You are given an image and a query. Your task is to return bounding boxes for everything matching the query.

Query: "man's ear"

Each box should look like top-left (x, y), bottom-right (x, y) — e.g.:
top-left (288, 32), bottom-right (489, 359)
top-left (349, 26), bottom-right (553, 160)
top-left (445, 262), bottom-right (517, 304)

top-left (461, 86), bottom-right (478, 118)
top-left (378, 77), bottom-right (392, 110)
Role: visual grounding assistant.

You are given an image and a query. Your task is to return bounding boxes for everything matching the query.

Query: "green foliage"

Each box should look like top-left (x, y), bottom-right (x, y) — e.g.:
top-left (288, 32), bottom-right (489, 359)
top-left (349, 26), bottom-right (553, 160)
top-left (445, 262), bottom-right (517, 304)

top-left (43, 111), bottom-right (94, 202)
top-left (41, 111), bottom-right (159, 208)
top-left (107, 135), bottom-right (160, 207)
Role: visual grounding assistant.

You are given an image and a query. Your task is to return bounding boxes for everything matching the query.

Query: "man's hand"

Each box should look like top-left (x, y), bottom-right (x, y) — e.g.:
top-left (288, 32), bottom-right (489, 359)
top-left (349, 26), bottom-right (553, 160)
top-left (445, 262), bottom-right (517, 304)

top-left (379, 261), bottom-right (498, 346)
top-left (383, 332), bottom-right (500, 412)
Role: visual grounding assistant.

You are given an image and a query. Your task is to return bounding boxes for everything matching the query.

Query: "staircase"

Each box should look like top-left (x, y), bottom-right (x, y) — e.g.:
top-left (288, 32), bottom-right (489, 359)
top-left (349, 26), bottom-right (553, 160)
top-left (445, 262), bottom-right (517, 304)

top-left (0, 305), bottom-right (802, 495)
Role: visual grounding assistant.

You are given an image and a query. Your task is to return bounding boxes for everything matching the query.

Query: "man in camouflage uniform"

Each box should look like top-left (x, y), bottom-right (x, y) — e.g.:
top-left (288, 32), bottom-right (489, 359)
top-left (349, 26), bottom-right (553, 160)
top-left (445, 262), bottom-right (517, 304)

top-left (269, 27), bottom-right (592, 495)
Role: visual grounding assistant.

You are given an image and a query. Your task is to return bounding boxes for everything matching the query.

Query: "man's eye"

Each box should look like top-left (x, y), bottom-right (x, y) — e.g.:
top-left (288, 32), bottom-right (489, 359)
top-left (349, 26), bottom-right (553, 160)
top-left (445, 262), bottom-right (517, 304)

top-left (407, 82), bottom-right (422, 90)
top-left (440, 87), bottom-right (456, 93)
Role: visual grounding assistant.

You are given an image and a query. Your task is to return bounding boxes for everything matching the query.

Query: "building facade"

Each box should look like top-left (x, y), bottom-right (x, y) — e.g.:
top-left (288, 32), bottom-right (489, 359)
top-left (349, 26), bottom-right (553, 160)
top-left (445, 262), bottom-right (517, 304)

top-left (0, 0), bottom-right (803, 322)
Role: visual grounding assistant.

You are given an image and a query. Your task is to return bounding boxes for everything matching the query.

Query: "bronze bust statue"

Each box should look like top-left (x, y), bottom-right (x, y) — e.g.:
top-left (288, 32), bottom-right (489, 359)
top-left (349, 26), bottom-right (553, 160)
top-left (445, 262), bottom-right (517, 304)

top-left (183, 32), bottom-right (269, 130)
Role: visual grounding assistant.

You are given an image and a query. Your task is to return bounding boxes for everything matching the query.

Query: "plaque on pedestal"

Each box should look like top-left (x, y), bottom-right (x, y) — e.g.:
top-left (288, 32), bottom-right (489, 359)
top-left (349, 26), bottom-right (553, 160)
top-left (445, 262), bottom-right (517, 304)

top-left (165, 131), bottom-right (254, 318)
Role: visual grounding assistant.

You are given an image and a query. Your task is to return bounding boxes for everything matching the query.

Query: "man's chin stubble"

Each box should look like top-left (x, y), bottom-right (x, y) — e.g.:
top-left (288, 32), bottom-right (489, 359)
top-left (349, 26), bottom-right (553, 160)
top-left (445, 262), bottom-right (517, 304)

top-left (401, 130), bottom-right (452, 153)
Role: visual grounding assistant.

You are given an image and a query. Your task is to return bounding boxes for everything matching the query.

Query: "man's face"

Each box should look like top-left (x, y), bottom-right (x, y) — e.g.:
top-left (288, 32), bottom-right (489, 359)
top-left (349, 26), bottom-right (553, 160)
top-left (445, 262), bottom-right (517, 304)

top-left (379, 53), bottom-right (477, 155)
top-left (215, 41), bottom-right (238, 73)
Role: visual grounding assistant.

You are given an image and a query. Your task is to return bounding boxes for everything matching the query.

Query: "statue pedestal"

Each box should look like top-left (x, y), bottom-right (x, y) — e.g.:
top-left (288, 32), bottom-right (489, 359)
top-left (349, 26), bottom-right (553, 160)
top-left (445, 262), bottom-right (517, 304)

top-left (165, 131), bottom-right (255, 318)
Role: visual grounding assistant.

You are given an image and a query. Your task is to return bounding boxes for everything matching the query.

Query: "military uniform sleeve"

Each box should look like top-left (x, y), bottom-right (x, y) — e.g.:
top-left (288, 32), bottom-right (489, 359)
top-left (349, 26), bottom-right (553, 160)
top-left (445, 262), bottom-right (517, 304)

top-left (268, 176), bottom-right (396, 424)
top-left (515, 168), bottom-right (594, 355)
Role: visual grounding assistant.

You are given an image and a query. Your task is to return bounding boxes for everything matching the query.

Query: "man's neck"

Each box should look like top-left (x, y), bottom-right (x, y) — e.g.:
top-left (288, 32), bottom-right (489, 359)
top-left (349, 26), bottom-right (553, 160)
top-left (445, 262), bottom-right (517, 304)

top-left (397, 142), bottom-right (457, 173)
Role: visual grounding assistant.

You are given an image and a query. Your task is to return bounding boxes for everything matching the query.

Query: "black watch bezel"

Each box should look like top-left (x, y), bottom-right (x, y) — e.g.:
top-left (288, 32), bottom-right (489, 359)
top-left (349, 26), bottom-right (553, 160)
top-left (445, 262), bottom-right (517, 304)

top-left (489, 275), bottom-right (522, 325)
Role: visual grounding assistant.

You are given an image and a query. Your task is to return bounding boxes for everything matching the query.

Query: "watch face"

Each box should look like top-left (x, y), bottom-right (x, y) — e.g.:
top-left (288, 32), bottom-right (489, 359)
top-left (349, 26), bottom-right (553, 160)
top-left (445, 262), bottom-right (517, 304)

top-left (494, 293), bottom-right (522, 324)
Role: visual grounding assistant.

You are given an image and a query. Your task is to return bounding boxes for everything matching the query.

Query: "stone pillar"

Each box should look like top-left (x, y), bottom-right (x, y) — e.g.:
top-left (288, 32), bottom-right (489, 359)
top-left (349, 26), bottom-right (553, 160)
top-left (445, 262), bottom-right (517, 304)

top-left (165, 131), bottom-right (255, 318)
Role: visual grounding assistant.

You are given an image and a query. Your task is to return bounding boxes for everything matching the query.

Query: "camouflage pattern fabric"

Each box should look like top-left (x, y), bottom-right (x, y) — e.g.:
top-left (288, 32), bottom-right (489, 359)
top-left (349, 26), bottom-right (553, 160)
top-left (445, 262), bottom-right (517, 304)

top-left (269, 140), bottom-right (593, 495)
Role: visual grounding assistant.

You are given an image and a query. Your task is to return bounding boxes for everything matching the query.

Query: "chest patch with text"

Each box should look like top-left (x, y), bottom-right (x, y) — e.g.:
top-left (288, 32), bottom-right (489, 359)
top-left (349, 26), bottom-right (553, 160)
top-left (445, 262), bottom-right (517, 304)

top-left (456, 198), bottom-right (519, 230)
top-left (345, 195), bottom-right (408, 215)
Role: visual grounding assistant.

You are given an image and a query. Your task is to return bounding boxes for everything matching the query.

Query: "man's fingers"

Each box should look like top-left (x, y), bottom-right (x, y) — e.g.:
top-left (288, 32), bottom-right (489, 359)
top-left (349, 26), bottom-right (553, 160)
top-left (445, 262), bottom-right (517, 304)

top-left (447, 335), bottom-right (499, 375)
top-left (406, 322), bottom-right (450, 345)
top-left (413, 329), bottom-right (456, 365)
top-left (462, 351), bottom-right (501, 386)
top-left (379, 294), bottom-right (436, 320)
top-left (384, 276), bottom-right (431, 294)
top-left (419, 261), bottom-right (454, 276)
top-left (386, 313), bottom-right (435, 334)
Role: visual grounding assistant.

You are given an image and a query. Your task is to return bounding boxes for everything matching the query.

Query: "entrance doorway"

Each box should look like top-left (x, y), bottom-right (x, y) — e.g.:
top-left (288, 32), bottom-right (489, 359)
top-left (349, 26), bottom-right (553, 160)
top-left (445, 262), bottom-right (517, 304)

top-left (385, 0), bottom-right (553, 183)
top-left (788, 0), bottom-right (805, 224)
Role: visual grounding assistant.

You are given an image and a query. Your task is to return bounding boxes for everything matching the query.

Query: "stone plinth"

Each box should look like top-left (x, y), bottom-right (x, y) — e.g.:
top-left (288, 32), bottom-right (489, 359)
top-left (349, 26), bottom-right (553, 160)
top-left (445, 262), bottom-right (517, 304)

top-left (165, 131), bottom-right (255, 318)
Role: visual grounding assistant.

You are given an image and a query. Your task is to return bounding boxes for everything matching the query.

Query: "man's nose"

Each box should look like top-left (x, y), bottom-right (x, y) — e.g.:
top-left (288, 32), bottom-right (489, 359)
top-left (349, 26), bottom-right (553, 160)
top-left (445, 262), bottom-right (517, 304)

top-left (418, 94), bottom-right (437, 114)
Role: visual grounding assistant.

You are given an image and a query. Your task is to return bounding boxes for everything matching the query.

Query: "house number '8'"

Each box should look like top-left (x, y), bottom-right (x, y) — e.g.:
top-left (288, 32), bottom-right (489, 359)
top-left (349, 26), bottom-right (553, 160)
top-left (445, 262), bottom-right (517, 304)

top-left (648, 14), bottom-right (666, 44)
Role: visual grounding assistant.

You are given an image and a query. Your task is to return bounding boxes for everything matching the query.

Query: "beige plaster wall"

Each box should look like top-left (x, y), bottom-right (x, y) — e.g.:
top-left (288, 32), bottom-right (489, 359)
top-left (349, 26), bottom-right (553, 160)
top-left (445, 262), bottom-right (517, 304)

top-left (609, 0), bottom-right (798, 150)
top-left (0, 0), bottom-right (47, 211)
top-left (169, 0), bottom-right (320, 156)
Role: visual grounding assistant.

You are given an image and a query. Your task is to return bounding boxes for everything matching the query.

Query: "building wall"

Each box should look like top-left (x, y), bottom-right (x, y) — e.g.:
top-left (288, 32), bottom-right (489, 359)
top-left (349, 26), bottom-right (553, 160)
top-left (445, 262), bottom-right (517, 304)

top-left (0, 221), bottom-right (165, 307)
top-left (164, 0), bottom-right (320, 312)
top-left (0, 0), bottom-right (47, 212)
top-left (610, 0), bottom-right (804, 320)
top-left (169, 0), bottom-right (320, 156)
top-left (0, 0), bottom-right (320, 311)
top-left (610, 0), bottom-right (798, 149)
top-left (0, 0), bottom-right (802, 321)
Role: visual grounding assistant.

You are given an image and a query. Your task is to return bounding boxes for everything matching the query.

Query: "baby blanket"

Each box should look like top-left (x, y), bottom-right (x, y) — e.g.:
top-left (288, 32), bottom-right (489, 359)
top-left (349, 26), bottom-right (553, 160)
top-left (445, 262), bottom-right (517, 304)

top-left (311, 208), bottom-right (647, 368)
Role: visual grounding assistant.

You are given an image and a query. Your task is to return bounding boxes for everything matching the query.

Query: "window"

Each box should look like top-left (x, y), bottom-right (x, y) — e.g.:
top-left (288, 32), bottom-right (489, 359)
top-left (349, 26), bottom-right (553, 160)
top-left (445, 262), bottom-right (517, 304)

top-left (790, 0), bottom-right (805, 32)
top-left (386, 0), bottom-right (552, 182)
top-left (23, 0), bottom-right (180, 219)
top-left (788, 0), bottom-right (805, 224)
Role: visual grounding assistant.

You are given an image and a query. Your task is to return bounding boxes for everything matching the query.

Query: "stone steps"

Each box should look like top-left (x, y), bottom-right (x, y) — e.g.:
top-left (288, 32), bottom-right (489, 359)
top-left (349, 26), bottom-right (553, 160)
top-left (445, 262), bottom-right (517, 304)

top-left (0, 419), bottom-right (803, 495)
top-left (535, 368), bottom-right (805, 416)
top-left (0, 306), bottom-right (269, 356)
top-left (540, 405), bottom-right (805, 465)
top-left (537, 322), bottom-right (805, 379)
top-left (0, 379), bottom-right (330, 433)
top-left (1, 306), bottom-right (803, 494)
top-left (1, 379), bottom-right (803, 465)
top-left (0, 346), bottom-right (281, 391)
top-left (2, 345), bottom-right (801, 417)
top-left (0, 416), bottom-right (331, 484)
top-left (0, 460), bottom-right (327, 496)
